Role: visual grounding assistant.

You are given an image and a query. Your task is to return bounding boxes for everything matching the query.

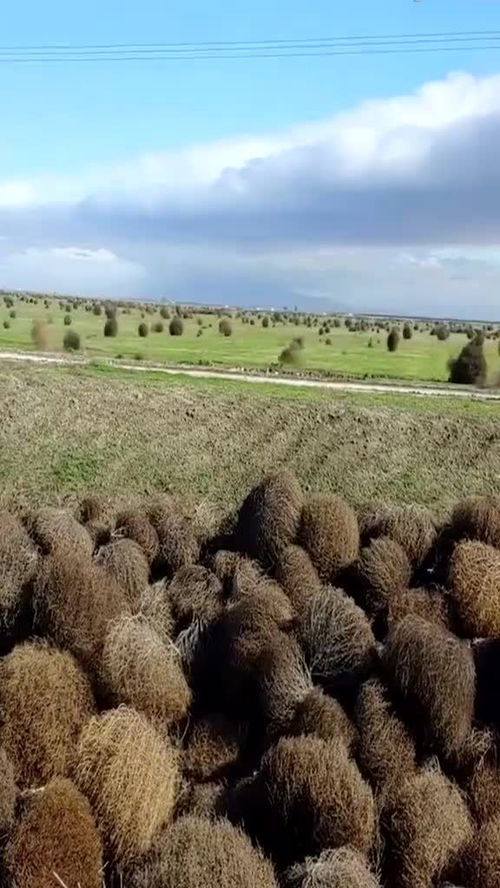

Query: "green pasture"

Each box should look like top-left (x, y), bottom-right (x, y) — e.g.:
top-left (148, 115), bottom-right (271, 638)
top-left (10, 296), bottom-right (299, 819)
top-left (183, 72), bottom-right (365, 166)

top-left (1, 296), bottom-right (499, 383)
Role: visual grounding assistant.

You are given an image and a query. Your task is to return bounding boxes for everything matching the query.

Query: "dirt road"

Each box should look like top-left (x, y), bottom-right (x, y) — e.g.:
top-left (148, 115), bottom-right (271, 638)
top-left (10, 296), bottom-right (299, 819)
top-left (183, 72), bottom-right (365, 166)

top-left (0, 348), bottom-right (499, 401)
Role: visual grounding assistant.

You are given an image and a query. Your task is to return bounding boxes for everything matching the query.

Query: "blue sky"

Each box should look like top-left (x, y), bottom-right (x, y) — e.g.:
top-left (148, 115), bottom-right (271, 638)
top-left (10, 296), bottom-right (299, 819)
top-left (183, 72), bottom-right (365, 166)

top-left (2, 0), bottom-right (500, 317)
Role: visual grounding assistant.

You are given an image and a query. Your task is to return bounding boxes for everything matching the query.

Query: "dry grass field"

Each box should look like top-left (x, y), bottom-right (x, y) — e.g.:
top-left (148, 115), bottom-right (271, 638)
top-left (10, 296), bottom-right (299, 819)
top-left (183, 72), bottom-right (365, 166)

top-left (1, 361), bottom-right (499, 516)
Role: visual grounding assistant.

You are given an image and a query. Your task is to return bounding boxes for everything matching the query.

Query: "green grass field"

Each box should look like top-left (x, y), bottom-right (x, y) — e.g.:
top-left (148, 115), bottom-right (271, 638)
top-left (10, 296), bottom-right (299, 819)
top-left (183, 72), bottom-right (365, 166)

top-left (1, 296), bottom-right (499, 384)
top-left (1, 360), bottom-right (499, 517)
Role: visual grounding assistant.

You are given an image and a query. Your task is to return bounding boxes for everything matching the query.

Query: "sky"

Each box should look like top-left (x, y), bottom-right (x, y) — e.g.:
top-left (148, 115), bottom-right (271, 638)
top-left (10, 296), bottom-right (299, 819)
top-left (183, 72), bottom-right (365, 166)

top-left (2, 0), bottom-right (500, 318)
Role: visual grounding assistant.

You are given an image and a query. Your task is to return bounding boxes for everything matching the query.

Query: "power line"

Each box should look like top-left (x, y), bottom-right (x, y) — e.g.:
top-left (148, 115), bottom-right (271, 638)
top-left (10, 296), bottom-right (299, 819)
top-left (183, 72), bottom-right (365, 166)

top-left (1, 30), bottom-right (500, 62)
top-left (2, 28), bottom-right (500, 50)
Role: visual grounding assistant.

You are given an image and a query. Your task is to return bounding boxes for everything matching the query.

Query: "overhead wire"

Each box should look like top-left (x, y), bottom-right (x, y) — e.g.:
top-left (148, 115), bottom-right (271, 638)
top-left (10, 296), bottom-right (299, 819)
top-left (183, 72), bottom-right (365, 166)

top-left (1, 29), bottom-right (500, 62)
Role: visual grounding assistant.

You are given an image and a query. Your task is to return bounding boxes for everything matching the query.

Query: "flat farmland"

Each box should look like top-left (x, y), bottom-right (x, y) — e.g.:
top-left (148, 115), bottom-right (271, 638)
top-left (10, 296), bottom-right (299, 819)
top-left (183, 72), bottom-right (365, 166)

top-left (1, 296), bottom-right (499, 383)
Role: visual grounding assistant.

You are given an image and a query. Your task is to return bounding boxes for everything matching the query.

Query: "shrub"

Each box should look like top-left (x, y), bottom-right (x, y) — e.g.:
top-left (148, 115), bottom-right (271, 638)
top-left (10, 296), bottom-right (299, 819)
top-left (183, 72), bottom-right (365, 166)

top-left (436, 324), bottom-right (450, 341)
top-left (115, 508), bottom-right (159, 564)
top-left (160, 305), bottom-right (169, 319)
top-left (169, 316), bottom-right (184, 336)
top-left (93, 303), bottom-right (102, 315)
top-left (371, 504), bottom-right (437, 566)
top-left (299, 586), bottom-right (376, 696)
top-left (388, 585), bottom-right (450, 631)
top-left (289, 686), bottom-right (357, 750)
top-left (124, 815), bottom-right (278, 888)
top-left (384, 616), bottom-right (475, 758)
top-left (5, 778), bottom-right (102, 888)
top-left (387, 328), bottom-right (400, 352)
top-left (219, 318), bottom-right (232, 336)
top-left (138, 322), bottom-right (149, 337)
top-left (230, 558), bottom-right (294, 629)
top-left (3, 320), bottom-right (10, 329)
top-left (0, 511), bottom-right (38, 631)
top-left (104, 303), bottom-right (117, 319)
top-left (402, 323), bottom-right (412, 340)
top-left (102, 615), bottom-right (191, 726)
top-left (154, 512), bottom-right (199, 577)
top-left (449, 540), bottom-right (500, 636)
top-left (0, 747), bottom-right (16, 837)
top-left (234, 735), bottom-right (374, 867)
top-left (74, 707), bottom-right (179, 865)
top-left (168, 565), bottom-right (224, 627)
top-left (104, 316), bottom-right (118, 337)
top-left (63, 328), bottom-right (81, 350)
top-left (0, 640), bottom-right (94, 787)
top-left (9, 310), bottom-right (16, 319)
top-left (95, 538), bottom-right (149, 608)
top-left (183, 714), bottom-right (245, 782)
top-left (282, 848), bottom-right (380, 888)
top-left (448, 337), bottom-right (487, 385)
top-left (450, 495), bottom-right (500, 548)
top-left (299, 493), bottom-right (359, 580)
top-left (355, 679), bottom-right (416, 796)
top-left (357, 536), bottom-right (411, 618)
top-left (26, 506), bottom-right (93, 557)
top-left (63, 313), bottom-right (72, 325)
top-left (274, 544), bottom-right (322, 617)
top-left (458, 815), bottom-right (500, 887)
top-left (279, 344), bottom-right (302, 365)
top-left (235, 471), bottom-right (303, 566)
top-left (31, 319), bottom-right (48, 349)
top-left (33, 551), bottom-right (129, 670)
top-left (382, 769), bottom-right (472, 888)
top-left (152, 321), bottom-right (164, 333)
top-left (255, 637), bottom-right (314, 739)
top-left (325, 336), bottom-right (332, 345)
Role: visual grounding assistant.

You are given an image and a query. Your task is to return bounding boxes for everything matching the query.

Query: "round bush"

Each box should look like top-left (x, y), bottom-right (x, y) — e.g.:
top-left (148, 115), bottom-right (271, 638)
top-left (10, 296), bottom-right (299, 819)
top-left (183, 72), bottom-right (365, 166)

top-left (382, 769), bottom-right (472, 888)
top-left (299, 586), bottom-right (376, 696)
top-left (152, 321), bottom-right (164, 333)
top-left (299, 493), bottom-right (359, 580)
top-left (138, 322), bottom-right (149, 337)
top-left (95, 537), bottom-right (149, 608)
top-left (125, 815), bottom-right (278, 888)
top-left (33, 551), bottom-right (129, 670)
top-left (102, 614), bottom-right (191, 726)
top-left (63, 313), bottom-right (72, 325)
top-left (5, 778), bottom-right (102, 888)
top-left (235, 735), bottom-right (374, 867)
top-left (0, 640), bottom-right (95, 787)
top-left (0, 511), bottom-right (38, 632)
top-left (219, 318), bottom-right (233, 336)
top-left (0, 747), bottom-right (16, 838)
top-left (449, 338), bottom-right (487, 385)
top-left (235, 471), bottom-right (303, 566)
top-left (357, 536), bottom-right (411, 617)
top-left (451, 495), bottom-right (500, 548)
top-left (274, 544), bottom-right (322, 618)
top-left (355, 678), bottom-right (416, 796)
top-left (387, 328), bottom-right (400, 351)
top-left (449, 540), bottom-right (500, 636)
top-left (283, 848), bottom-right (380, 888)
top-left (115, 508), bottom-right (159, 564)
top-left (104, 316), bottom-right (118, 337)
top-left (63, 329), bottom-right (81, 351)
top-left (169, 317), bottom-right (184, 336)
top-left (384, 616), bottom-right (475, 758)
top-left (75, 707), bottom-right (179, 865)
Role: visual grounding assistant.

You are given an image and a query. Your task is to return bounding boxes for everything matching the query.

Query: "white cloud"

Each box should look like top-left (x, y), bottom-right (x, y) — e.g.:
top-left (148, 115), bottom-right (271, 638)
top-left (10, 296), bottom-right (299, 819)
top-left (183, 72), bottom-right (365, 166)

top-left (1, 71), bottom-right (500, 316)
top-left (0, 247), bottom-right (146, 297)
